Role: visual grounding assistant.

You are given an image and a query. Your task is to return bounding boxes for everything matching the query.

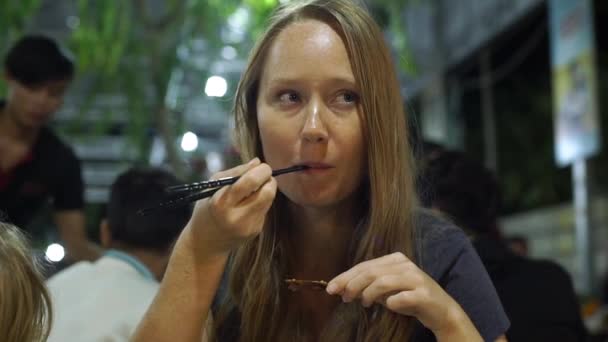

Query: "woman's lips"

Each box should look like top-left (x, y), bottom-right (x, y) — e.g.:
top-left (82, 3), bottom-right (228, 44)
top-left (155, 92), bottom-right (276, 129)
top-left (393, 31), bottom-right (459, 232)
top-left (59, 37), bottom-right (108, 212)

top-left (29, 112), bottom-right (50, 123)
top-left (300, 162), bottom-right (332, 168)
top-left (296, 162), bottom-right (334, 173)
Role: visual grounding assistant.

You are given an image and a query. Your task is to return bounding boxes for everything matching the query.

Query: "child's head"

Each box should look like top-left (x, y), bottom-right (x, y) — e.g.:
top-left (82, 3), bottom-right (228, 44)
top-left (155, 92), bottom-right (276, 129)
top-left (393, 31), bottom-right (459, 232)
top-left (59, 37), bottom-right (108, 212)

top-left (0, 221), bottom-right (52, 342)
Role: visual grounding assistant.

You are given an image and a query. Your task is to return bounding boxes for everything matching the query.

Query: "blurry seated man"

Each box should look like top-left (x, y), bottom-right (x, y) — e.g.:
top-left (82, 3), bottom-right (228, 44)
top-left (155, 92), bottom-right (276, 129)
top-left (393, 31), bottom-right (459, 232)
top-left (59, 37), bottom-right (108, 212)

top-left (420, 150), bottom-right (588, 342)
top-left (46, 167), bottom-right (191, 341)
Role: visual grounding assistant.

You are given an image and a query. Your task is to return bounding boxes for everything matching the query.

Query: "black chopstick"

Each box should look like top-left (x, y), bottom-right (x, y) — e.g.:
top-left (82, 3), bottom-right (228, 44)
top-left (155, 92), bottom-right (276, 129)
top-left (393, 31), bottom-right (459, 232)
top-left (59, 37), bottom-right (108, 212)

top-left (166, 164), bottom-right (309, 193)
top-left (137, 164), bottom-right (308, 215)
top-left (137, 187), bottom-right (221, 216)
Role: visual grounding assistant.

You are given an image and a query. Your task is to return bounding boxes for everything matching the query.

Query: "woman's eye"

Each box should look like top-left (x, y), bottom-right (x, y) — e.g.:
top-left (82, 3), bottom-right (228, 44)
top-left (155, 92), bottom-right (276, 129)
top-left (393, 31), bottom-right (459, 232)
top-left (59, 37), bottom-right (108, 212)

top-left (278, 91), bottom-right (300, 103)
top-left (336, 91), bottom-right (359, 104)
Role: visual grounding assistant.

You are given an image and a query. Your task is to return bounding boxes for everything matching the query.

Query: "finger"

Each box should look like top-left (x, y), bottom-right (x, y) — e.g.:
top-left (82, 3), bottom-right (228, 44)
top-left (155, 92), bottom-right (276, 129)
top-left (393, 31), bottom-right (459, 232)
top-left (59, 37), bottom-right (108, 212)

top-left (385, 290), bottom-right (418, 316)
top-left (210, 162), bottom-right (270, 208)
top-left (253, 178), bottom-right (278, 216)
top-left (216, 178), bottom-right (277, 238)
top-left (233, 178), bottom-right (278, 235)
top-left (227, 163), bottom-right (273, 205)
top-left (210, 157), bottom-right (260, 180)
top-left (326, 252), bottom-right (409, 295)
top-left (340, 263), bottom-right (409, 304)
top-left (206, 158), bottom-right (262, 216)
top-left (238, 176), bottom-right (278, 210)
top-left (360, 274), bottom-right (414, 307)
top-left (326, 252), bottom-right (408, 295)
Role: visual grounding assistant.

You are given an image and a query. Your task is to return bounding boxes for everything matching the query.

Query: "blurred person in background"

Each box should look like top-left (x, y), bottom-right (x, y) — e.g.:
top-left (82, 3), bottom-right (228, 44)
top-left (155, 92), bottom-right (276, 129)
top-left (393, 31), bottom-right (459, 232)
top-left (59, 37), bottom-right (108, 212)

top-left (0, 220), bottom-right (53, 342)
top-left (506, 235), bottom-right (529, 257)
top-left (585, 272), bottom-right (608, 340)
top-left (421, 149), bottom-right (588, 342)
top-left (0, 35), bottom-right (100, 261)
top-left (46, 167), bottom-right (191, 341)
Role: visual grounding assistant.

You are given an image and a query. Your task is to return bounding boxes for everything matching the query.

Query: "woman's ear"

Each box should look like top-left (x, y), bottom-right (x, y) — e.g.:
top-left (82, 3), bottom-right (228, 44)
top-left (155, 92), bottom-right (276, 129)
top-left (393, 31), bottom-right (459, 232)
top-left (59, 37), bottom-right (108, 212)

top-left (99, 219), bottom-right (112, 249)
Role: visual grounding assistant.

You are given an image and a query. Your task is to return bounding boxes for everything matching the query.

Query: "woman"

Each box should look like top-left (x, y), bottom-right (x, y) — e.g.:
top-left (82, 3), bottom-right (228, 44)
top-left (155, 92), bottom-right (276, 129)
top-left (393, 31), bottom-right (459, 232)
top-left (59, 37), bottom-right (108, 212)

top-left (0, 221), bottom-right (53, 342)
top-left (134, 0), bottom-right (509, 341)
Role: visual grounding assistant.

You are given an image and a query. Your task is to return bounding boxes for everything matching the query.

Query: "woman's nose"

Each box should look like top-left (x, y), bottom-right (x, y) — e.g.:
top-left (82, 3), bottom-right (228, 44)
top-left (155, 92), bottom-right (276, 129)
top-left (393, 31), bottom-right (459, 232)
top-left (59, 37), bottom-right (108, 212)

top-left (301, 97), bottom-right (328, 143)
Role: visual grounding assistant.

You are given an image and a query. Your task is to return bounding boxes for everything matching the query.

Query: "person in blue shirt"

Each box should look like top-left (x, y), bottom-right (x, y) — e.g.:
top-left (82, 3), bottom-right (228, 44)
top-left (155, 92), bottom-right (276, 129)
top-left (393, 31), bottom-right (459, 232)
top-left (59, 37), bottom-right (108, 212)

top-left (46, 167), bottom-right (192, 341)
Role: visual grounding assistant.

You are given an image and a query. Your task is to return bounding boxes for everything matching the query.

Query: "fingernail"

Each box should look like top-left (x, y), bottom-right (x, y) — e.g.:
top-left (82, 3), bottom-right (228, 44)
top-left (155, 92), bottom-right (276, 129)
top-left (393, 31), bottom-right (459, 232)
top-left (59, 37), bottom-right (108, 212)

top-left (342, 295), bottom-right (352, 303)
top-left (249, 157), bottom-right (259, 165)
top-left (326, 283), bottom-right (337, 294)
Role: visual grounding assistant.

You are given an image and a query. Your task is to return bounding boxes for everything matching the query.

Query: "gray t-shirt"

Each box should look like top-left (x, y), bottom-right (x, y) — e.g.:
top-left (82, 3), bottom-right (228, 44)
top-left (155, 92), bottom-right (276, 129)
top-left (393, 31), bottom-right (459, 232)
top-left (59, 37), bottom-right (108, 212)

top-left (410, 212), bottom-right (510, 341)
top-left (213, 211), bottom-right (510, 341)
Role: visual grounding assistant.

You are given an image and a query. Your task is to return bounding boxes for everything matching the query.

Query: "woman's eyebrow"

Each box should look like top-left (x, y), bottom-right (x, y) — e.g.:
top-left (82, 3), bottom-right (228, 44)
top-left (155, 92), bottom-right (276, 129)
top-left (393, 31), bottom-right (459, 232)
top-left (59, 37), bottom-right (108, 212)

top-left (266, 76), bottom-right (357, 88)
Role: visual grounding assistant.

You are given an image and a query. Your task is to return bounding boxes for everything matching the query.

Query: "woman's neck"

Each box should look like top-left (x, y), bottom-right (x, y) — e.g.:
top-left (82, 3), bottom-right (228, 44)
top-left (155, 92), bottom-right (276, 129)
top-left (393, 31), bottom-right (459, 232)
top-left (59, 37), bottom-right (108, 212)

top-left (287, 196), bottom-right (363, 280)
top-left (109, 244), bottom-right (169, 282)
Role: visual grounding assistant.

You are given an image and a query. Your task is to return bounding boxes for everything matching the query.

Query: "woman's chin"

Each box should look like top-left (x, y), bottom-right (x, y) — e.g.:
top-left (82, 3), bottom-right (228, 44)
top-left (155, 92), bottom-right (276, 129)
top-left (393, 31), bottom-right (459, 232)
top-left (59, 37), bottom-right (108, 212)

top-left (282, 190), bottom-right (348, 210)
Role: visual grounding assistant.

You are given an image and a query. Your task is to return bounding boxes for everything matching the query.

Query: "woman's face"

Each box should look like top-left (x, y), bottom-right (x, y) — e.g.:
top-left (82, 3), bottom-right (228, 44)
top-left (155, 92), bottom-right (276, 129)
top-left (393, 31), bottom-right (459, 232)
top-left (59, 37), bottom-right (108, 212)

top-left (256, 19), bottom-right (366, 208)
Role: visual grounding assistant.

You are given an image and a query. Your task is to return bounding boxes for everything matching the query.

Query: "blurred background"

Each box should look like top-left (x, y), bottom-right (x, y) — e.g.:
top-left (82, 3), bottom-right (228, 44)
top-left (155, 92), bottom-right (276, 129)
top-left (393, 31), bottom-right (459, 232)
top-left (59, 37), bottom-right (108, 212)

top-left (1, 0), bottom-right (607, 328)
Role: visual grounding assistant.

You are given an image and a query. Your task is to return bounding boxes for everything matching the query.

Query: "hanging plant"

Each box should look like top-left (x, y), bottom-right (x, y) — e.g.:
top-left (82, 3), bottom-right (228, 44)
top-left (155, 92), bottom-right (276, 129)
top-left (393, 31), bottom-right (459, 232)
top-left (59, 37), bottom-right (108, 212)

top-left (0, 0), bottom-right (43, 95)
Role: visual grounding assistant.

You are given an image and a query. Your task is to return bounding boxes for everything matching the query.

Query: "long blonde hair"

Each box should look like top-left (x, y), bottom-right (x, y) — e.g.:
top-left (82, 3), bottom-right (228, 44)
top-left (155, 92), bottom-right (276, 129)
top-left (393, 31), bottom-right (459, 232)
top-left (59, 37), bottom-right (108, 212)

top-left (0, 222), bottom-right (53, 342)
top-left (217, 0), bottom-right (417, 340)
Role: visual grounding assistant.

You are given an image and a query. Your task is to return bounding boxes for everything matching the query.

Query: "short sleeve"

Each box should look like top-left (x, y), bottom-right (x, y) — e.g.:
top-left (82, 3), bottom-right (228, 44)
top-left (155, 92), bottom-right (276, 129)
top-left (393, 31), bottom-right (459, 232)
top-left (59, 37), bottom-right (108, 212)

top-left (442, 234), bottom-right (510, 341)
top-left (52, 148), bottom-right (84, 211)
top-left (415, 212), bottom-right (510, 341)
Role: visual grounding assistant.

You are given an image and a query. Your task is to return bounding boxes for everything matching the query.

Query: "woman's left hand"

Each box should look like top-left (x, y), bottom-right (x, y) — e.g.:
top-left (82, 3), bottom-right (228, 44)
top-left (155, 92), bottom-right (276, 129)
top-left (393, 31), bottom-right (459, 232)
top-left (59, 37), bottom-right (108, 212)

top-left (326, 252), bottom-right (479, 339)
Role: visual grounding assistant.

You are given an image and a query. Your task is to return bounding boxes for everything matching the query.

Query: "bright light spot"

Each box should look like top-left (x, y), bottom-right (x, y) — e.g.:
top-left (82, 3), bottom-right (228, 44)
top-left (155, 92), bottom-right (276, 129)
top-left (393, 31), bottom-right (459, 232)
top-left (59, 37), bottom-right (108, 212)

top-left (223, 6), bottom-right (249, 43)
top-left (205, 76), bottom-right (227, 97)
top-left (46, 243), bottom-right (65, 262)
top-left (66, 16), bottom-right (80, 29)
top-left (191, 38), bottom-right (206, 51)
top-left (228, 7), bottom-right (249, 31)
top-left (177, 44), bottom-right (190, 60)
top-left (206, 151), bottom-right (224, 174)
top-left (221, 46), bottom-right (237, 60)
top-left (181, 132), bottom-right (199, 152)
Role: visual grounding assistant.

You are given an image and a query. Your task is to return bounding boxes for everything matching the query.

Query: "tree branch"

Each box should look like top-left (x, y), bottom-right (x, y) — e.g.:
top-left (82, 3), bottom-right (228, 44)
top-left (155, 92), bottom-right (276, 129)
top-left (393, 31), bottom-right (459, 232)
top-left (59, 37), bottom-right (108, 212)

top-left (153, 0), bottom-right (188, 31)
top-left (133, 0), bottom-right (155, 28)
top-left (133, 0), bottom-right (188, 32)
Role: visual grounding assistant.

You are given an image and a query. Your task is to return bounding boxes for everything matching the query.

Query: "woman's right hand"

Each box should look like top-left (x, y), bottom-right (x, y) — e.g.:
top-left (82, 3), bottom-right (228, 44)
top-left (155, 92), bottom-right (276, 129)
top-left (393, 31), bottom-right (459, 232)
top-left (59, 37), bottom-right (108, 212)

top-left (133, 159), bottom-right (273, 342)
top-left (187, 157), bottom-right (277, 256)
